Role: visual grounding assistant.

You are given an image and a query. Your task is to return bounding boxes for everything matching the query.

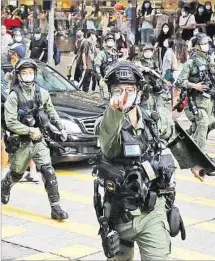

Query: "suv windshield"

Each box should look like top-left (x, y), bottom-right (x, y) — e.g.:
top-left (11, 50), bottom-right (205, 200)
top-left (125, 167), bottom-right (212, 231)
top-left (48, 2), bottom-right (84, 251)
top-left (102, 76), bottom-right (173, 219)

top-left (36, 65), bottom-right (77, 92)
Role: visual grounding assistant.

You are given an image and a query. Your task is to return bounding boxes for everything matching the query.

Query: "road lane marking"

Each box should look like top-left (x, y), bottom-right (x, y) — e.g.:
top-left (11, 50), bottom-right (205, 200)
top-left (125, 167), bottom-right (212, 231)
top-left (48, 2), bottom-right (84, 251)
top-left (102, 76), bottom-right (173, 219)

top-left (15, 183), bottom-right (215, 209)
top-left (2, 226), bottom-right (26, 239)
top-left (57, 170), bottom-right (215, 188)
top-left (176, 173), bottom-right (215, 186)
top-left (177, 193), bottom-right (215, 207)
top-left (56, 170), bottom-right (94, 180)
top-left (52, 244), bottom-right (97, 259)
top-left (2, 203), bottom-right (215, 236)
top-left (2, 205), bottom-right (98, 238)
top-left (208, 153), bottom-right (215, 157)
top-left (16, 253), bottom-right (68, 260)
top-left (183, 218), bottom-right (215, 232)
top-left (16, 183), bottom-right (92, 205)
top-left (16, 244), bottom-right (97, 260)
top-left (2, 206), bottom-right (215, 260)
top-left (207, 143), bottom-right (215, 148)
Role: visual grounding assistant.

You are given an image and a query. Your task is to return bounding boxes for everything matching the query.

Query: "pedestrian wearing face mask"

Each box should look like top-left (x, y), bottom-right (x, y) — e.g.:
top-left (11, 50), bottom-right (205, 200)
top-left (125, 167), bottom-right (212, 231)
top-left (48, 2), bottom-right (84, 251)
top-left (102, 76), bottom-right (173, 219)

top-left (179, 5), bottom-right (196, 41)
top-left (12, 28), bottom-right (27, 56)
top-left (175, 33), bottom-right (215, 154)
top-left (72, 29), bottom-right (89, 88)
top-left (94, 33), bottom-right (118, 95)
top-left (195, 5), bottom-right (208, 31)
top-left (154, 23), bottom-right (173, 69)
top-left (29, 28), bottom-right (48, 62)
top-left (76, 29), bottom-right (98, 92)
top-left (154, 8), bottom-right (169, 38)
top-left (111, 28), bottom-right (128, 59)
top-left (140, 0), bottom-right (155, 44)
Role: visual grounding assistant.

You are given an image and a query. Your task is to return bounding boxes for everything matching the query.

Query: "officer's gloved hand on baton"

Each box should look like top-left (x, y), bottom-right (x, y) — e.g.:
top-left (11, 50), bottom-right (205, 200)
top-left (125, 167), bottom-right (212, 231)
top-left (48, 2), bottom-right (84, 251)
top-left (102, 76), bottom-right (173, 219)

top-left (30, 127), bottom-right (42, 141)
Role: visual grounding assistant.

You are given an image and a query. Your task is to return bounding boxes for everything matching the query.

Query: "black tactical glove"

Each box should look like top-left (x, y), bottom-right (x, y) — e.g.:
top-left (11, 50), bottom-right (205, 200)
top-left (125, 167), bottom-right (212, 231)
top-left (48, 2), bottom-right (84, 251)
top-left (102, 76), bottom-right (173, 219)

top-left (167, 206), bottom-right (186, 240)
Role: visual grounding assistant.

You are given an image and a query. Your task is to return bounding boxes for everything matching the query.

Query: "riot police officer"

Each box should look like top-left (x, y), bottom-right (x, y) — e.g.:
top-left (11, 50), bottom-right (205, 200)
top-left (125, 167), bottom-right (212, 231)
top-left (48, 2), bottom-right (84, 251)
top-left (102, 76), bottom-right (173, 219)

top-left (176, 33), bottom-right (215, 153)
top-left (93, 61), bottom-right (186, 261)
top-left (94, 33), bottom-right (118, 92)
top-left (134, 44), bottom-right (171, 111)
top-left (1, 58), bottom-right (68, 220)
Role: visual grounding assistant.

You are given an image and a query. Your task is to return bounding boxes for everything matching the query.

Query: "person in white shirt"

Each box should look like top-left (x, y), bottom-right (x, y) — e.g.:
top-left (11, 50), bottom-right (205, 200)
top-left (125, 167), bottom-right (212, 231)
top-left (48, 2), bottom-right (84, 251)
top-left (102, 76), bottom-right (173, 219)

top-left (179, 5), bottom-right (196, 41)
top-left (1, 25), bottom-right (13, 56)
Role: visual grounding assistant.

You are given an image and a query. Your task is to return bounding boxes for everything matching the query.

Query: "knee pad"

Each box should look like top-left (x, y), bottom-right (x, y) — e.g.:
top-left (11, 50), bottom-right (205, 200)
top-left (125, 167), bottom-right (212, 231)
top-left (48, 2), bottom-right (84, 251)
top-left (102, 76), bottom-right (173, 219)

top-left (40, 164), bottom-right (59, 203)
top-left (40, 165), bottom-right (57, 188)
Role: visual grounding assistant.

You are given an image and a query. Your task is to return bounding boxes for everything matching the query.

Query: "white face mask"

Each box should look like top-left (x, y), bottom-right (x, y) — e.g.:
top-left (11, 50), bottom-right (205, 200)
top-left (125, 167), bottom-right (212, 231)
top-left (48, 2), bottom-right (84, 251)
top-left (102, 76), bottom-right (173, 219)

top-left (206, 5), bottom-right (211, 10)
top-left (143, 51), bottom-right (153, 59)
top-left (163, 28), bottom-right (169, 34)
top-left (15, 36), bottom-right (22, 42)
top-left (20, 74), bottom-right (35, 85)
top-left (91, 34), bottom-right (97, 42)
top-left (34, 34), bottom-right (41, 40)
top-left (106, 40), bottom-right (115, 48)
top-left (123, 92), bottom-right (137, 110)
top-left (198, 8), bottom-right (204, 13)
top-left (181, 11), bottom-right (187, 16)
top-left (115, 33), bottom-right (120, 40)
top-left (144, 3), bottom-right (150, 8)
top-left (200, 44), bottom-right (209, 53)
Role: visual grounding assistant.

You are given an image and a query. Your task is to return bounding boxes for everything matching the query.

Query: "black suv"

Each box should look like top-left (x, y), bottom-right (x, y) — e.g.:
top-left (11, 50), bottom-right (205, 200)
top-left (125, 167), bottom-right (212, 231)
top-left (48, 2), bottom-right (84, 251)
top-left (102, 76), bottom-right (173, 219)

top-left (1, 62), bottom-right (106, 163)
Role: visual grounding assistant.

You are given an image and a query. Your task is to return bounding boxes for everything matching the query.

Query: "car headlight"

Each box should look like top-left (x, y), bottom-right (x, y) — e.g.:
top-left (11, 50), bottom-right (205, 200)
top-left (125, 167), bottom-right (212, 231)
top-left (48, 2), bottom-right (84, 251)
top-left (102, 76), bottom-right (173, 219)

top-left (49, 119), bottom-right (82, 134)
top-left (61, 119), bottom-right (82, 134)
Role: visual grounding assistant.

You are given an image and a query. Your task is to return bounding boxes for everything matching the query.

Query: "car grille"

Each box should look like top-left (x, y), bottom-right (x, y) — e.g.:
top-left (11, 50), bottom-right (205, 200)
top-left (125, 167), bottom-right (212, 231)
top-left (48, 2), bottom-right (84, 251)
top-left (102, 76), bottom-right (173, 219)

top-left (80, 117), bottom-right (97, 134)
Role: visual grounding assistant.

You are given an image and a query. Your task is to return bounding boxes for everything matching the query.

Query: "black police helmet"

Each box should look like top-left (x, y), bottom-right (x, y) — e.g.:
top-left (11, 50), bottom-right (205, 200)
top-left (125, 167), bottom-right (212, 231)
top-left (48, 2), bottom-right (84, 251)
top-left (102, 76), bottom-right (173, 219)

top-left (104, 60), bottom-right (145, 92)
top-left (194, 33), bottom-right (209, 46)
top-left (104, 33), bottom-right (115, 42)
top-left (15, 58), bottom-right (38, 73)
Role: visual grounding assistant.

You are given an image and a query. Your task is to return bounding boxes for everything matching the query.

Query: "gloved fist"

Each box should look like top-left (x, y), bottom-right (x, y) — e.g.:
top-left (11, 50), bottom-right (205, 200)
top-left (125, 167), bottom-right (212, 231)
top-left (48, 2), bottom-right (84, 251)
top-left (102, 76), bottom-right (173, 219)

top-left (30, 128), bottom-right (42, 141)
top-left (110, 91), bottom-right (128, 111)
top-left (99, 79), bottom-right (107, 89)
top-left (60, 129), bottom-right (67, 141)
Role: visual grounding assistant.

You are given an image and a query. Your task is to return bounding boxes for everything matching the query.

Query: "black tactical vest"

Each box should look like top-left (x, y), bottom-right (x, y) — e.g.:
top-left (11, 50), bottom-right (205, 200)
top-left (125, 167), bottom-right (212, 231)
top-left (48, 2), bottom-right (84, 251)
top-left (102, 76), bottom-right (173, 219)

top-left (94, 109), bottom-right (175, 222)
top-left (101, 51), bottom-right (118, 77)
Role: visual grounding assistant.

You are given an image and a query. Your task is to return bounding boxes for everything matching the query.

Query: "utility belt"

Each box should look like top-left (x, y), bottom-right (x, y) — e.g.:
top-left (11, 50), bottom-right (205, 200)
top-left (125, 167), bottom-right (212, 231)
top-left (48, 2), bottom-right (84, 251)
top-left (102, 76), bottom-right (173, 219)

top-left (189, 77), bottom-right (215, 100)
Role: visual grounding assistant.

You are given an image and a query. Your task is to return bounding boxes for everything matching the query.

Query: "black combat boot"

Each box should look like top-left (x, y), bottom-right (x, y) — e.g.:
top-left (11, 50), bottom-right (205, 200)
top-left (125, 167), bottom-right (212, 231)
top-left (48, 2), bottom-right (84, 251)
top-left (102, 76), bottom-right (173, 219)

top-left (1, 172), bottom-right (14, 204)
top-left (51, 205), bottom-right (69, 220)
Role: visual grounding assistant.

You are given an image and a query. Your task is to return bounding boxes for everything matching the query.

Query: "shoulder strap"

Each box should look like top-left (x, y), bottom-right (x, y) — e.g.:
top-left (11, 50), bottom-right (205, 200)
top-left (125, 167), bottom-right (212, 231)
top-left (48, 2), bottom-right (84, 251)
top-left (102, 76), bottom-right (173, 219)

top-left (184, 14), bottom-right (191, 26)
top-left (10, 85), bottom-right (28, 109)
top-left (34, 84), bottom-right (43, 109)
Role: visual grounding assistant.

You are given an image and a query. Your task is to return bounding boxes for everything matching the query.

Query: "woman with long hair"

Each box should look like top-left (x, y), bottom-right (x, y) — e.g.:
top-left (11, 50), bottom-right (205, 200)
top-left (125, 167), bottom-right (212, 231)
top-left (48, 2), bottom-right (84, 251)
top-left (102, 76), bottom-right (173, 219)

top-left (139, 0), bottom-right (154, 44)
top-left (154, 23), bottom-right (173, 69)
top-left (85, 4), bottom-right (101, 31)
